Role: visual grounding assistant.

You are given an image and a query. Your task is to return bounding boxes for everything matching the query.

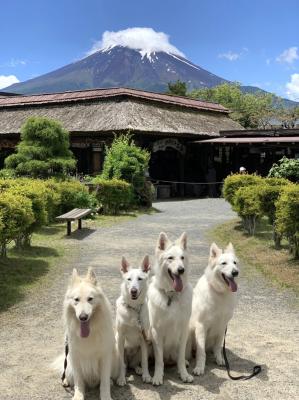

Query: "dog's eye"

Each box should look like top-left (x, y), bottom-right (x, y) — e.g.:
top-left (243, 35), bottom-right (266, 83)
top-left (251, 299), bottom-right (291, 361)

top-left (181, 256), bottom-right (184, 260)
top-left (127, 278), bottom-right (132, 281)
top-left (233, 261), bottom-right (237, 265)
top-left (221, 262), bottom-right (227, 265)
top-left (74, 297), bottom-right (80, 302)
top-left (138, 277), bottom-right (143, 281)
top-left (87, 297), bottom-right (93, 302)
top-left (168, 256), bottom-right (174, 260)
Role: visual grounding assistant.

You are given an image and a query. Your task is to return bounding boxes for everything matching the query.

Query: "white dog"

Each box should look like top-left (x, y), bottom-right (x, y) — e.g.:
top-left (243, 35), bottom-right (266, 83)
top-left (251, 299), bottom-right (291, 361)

top-left (148, 232), bottom-right (194, 385)
top-left (60, 267), bottom-right (116, 400)
top-left (189, 242), bottom-right (239, 376)
top-left (115, 255), bottom-right (152, 386)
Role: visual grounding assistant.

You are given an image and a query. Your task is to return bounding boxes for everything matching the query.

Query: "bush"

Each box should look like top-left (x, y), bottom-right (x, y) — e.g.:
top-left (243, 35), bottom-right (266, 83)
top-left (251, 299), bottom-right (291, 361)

top-left (275, 184), bottom-right (299, 258)
top-left (234, 185), bottom-right (262, 235)
top-left (0, 191), bottom-right (34, 256)
top-left (268, 156), bottom-right (299, 182)
top-left (4, 116), bottom-right (76, 178)
top-left (54, 180), bottom-right (96, 214)
top-left (257, 178), bottom-right (290, 248)
top-left (223, 173), bottom-right (263, 205)
top-left (101, 134), bottom-right (151, 205)
top-left (92, 177), bottom-right (134, 215)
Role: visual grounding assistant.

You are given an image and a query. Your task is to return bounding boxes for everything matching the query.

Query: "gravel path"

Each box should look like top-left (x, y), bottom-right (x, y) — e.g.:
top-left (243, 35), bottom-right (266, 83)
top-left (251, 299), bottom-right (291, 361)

top-left (0, 199), bottom-right (298, 400)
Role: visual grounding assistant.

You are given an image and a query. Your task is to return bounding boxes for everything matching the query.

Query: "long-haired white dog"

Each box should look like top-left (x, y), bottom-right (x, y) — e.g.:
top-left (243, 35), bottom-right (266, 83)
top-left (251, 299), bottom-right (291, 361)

top-left (115, 255), bottom-right (152, 386)
top-left (189, 242), bottom-right (239, 376)
top-left (59, 267), bottom-right (116, 400)
top-left (148, 232), bottom-right (194, 385)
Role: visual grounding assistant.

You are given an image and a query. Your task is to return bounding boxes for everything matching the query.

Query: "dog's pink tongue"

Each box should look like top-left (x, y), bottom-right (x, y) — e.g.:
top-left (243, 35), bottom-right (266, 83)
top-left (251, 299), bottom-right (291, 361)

top-left (173, 275), bottom-right (183, 292)
top-left (228, 278), bottom-right (238, 292)
top-left (80, 321), bottom-right (90, 338)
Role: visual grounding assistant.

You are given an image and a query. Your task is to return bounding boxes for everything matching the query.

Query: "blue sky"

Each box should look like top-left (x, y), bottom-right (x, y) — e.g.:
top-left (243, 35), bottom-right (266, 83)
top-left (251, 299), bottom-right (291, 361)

top-left (1, 0), bottom-right (299, 100)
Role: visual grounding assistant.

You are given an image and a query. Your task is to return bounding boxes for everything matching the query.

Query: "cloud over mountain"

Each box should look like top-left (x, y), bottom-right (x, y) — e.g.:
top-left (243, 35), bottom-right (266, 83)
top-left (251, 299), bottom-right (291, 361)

top-left (87, 27), bottom-right (185, 58)
top-left (0, 75), bottom-right (19, 89)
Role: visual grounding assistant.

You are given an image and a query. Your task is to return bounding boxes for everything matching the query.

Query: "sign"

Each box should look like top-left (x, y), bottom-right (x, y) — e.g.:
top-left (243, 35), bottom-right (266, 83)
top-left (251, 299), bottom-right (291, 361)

top-left (152, 138), bottom-right (186, 155)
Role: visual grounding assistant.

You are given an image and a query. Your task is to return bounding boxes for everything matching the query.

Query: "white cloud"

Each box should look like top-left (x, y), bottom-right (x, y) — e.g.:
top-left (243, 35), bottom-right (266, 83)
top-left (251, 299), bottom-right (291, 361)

top-left (0, 59), bottom-right (27, 68)
top-left (0, 75), bottom-right (20, 89)
top-left (276, 47), bottom-right (298, 64)
top-left (218, 51), bottom-right (241, 61)
top-left (286, 73), bottom-right (299, 100)
top-left (87, 27), bottom-right (184, 57)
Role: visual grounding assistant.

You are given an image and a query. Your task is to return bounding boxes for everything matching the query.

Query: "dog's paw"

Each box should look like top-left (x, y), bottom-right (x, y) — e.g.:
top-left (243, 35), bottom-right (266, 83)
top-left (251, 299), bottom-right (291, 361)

top-left (180, 371), bottom-right (194, 383)
top-left (152, 373), bottom-right (163, 386)
top-left (134, 366), bottom-right (142, 376)
top-left (72, 393), bottom-right (84, 400)
top-left (142, 373), bottom-right (152, 384)
top-left (193, 365), bottom-right (205, 376)
top-left (215, 354), bottom-right (225, 367)
top-left (116, 376), bottom-right (127, 386)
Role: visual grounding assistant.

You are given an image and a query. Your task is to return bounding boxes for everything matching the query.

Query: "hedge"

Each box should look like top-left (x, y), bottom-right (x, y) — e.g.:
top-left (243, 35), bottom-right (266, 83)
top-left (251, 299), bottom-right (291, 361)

top-left (276, 184), bottom-right (299, 258)
top-left (92, 177), bottom-right (134, 215)
top-left (234, 185), bottom-right (262, 235)
top-left (222, 173), bottom-right (263, 205)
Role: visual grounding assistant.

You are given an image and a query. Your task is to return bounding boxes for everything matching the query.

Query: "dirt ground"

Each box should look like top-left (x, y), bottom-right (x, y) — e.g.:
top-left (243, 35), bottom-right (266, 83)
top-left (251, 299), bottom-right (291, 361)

top-left (0, 199), bottom-right (298, 400)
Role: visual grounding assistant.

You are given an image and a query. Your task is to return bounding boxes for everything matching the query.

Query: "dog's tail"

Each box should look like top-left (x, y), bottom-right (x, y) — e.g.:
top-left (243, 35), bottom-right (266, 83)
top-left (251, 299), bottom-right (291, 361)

top-left (51, 354), bottom-right (73, 387)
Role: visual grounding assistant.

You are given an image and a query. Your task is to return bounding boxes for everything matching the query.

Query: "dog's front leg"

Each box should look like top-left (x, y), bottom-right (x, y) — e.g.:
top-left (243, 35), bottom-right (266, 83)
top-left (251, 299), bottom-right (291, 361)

top-left (73, 372), bottom-right (85, 400)
top-left (116, 331), bottom-right (126, 386)
top-left (151, 328), bottom-right (164, 385)
top-left (213, 330), bottom-right (225, 366)
top-left (100, 353), bottom-right (112, 400)
top-left (192, 322), bottom-right (206, 376)
top-left (140, 337), bottom-right (151, 383)
top-left (177, 325), bottom-right (194, 383)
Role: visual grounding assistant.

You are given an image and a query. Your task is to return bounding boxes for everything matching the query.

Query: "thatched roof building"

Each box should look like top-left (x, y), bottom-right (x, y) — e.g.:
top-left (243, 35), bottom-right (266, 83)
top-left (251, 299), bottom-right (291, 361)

top-left (0, 87), bottom-right (242, 138)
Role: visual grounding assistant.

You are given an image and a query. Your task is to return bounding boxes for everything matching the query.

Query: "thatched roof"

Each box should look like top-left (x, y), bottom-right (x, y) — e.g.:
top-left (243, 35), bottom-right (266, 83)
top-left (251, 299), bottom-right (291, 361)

top-left (0, 87), bottom-right (242, 137)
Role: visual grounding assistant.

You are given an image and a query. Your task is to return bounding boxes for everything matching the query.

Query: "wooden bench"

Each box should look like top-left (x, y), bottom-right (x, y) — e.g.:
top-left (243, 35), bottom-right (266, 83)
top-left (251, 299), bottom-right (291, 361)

top-left (56, 208), bottom-right (92, 236)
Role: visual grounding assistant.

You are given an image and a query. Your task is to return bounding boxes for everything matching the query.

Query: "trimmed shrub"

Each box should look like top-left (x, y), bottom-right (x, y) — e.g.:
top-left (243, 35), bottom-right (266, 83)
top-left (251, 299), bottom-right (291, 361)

top-left (234, 185), bottom-right (262, 235)
top-left (268, 156), bottom-right (299, 182)
top-left (223, 174), bottom-right (263, 205)
top-left (54, 180), bottom-right (96, 214)
top-left (258, 178), bottom-right (290, 248)
top-left (92, 177), bottom-right (134, 215)
top-left (275, 184), bottom-right (299, 258)
top-left (4, 116), bottom-right (76, 178)
top-left (0, 192), bottom-right (34, 257)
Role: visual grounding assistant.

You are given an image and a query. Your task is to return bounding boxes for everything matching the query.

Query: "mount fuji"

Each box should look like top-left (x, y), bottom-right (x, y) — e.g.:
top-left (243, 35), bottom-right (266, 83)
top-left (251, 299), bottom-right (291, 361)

top-left (5, 45), bottom-right (229, 95)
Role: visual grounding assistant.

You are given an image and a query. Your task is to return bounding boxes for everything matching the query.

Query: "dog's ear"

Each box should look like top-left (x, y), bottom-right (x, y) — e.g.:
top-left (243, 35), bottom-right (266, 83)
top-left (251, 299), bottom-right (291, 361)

top-left (141, 255), bottom-right (151, 273)
top-left (86, 267), bottom-right (97, 285)
top-left (209, 242), bottom-right (222, 259)
top-left (156, 232), bottom-right (170, 252)
top-left (121, 256), bottom-right (130, 273)
top-left (177, 232), bottom-right (187, 250)
top-left (71, 268), bottom-right (80, 285)
top-left (224, 242), bottom-right (235, 254)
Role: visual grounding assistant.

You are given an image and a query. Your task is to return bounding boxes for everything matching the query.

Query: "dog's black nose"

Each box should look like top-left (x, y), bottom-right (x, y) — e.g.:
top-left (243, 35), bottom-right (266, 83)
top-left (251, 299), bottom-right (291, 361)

top-left (79, 313), bottom-right (89, 322)
top-left (131, 288), bottom-right (138, 295)
top-left (232, 270), bottom-right (239, 277)
top-left (177, 266), bottom-right (185, 275)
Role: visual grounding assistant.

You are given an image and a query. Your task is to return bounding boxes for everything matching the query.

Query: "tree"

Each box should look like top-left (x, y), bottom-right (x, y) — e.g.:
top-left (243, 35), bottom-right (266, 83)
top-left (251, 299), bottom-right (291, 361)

top-left (190, 83), bottom-right (275, 129)
top-left (101, 134), bottom-right (152, 206)
top-left (5, 117), bottom-right (76, 178)
top-left (167, 80), bottom-right (187, 96)
top-left (268, 156), bottom-right (299, 182)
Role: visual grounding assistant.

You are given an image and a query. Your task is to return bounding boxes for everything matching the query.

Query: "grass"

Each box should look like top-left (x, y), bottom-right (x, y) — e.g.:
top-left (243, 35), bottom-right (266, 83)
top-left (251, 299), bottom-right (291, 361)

top-left (210, 217), bottom-right (299, 295)
top-left (0, 209), bottom-right (151, 313)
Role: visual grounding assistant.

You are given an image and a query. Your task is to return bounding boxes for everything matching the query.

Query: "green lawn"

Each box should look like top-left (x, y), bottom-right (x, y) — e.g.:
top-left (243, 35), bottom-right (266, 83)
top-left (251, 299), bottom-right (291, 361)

top-left (210, 217), bottom-right (299, 295)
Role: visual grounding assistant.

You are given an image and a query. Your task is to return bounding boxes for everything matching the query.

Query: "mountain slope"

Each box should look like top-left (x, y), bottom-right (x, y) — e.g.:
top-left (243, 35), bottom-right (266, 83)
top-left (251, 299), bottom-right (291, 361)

top-left (4, 46), bottom-right (298, 107)
top-left (5, 46), bottom-right (228, 94)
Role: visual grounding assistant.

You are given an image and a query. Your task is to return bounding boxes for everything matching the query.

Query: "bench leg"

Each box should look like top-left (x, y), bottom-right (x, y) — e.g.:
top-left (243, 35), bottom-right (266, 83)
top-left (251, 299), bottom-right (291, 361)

top-left (78, 219), bottom-right (82, 230)
top-left (67, 221), bottom-right (72, 236)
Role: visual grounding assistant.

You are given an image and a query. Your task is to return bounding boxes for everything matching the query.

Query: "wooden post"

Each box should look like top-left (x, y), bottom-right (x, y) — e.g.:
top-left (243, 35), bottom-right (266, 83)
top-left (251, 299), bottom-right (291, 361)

top-left (78, 219), bottom-right (82, 230)
top-left (67, 221), bottom-right (72, 236)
